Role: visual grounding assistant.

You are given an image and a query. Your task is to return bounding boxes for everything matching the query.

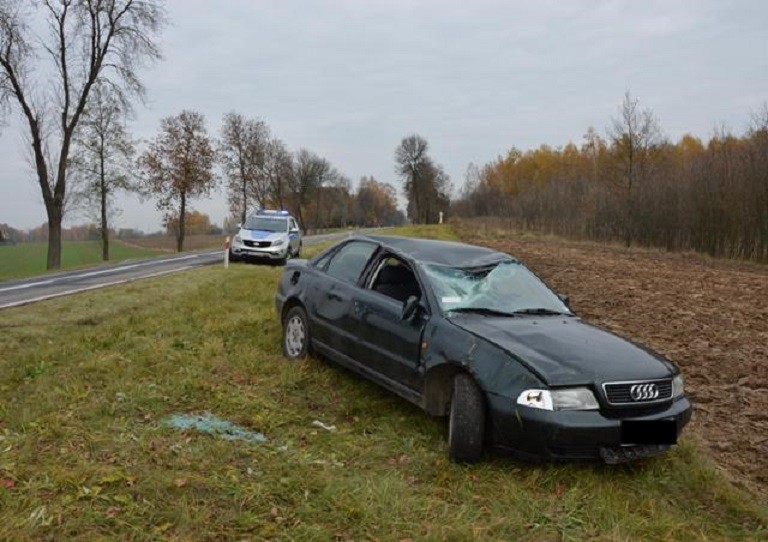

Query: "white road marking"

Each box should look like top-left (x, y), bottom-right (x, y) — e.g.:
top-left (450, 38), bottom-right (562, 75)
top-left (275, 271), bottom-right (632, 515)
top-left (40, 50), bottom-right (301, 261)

top-left (0, 231), bottom-right (356, 309)
top-left (0, 252), bottom-right (216, 293)
top-left (0, 265), bottom-right (195, 309)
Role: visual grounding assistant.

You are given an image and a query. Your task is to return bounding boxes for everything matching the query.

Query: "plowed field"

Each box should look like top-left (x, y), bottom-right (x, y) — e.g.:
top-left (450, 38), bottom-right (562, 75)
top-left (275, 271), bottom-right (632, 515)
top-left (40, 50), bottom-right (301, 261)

top-left (462, 229), bottom-right (768, 499)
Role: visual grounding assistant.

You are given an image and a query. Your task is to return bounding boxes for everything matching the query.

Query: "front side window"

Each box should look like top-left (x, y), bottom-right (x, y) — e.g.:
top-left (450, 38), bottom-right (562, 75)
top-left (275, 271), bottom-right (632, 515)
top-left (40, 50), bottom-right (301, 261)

top-left (369, 256), bottom-right (421, 303)
top-left (243, 216), bottom-right (288, 232)
top-left (325, 241), bottom-right (377, 284)
top-left (422, 259), bottom-right (571, 315)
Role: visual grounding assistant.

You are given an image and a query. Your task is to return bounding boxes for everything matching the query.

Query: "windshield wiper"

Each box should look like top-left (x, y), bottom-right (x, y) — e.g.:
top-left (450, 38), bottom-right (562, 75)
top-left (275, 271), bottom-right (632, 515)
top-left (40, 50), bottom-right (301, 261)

top-left (448, 307), bottom-right (518, 317)
top-left (512, 308), bottom-right (571, 316)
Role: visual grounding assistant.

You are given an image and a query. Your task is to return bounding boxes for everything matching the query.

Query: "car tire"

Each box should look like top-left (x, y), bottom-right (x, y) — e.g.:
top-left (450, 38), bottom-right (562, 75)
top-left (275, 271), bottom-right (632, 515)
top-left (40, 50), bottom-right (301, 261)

top-left (448, 373), bottom-right (485, 463)
top-left (228, 250), bottom-right (239, 263)
top-left (294, 243), bottom-right (302, 258)
top-left (283, 306), bottom-right (310, 360)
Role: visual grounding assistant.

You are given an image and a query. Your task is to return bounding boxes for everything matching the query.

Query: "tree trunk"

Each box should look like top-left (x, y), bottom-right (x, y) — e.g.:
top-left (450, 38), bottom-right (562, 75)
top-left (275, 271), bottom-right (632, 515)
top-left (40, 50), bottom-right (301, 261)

top-left (177, 191), bottom-right (186, 252)
top-left (241, 176), bottom-right (248, 224)
top-left (100, 143), bottom-right (109, 260)
top-left (46, 204), bottom-right (63, 270)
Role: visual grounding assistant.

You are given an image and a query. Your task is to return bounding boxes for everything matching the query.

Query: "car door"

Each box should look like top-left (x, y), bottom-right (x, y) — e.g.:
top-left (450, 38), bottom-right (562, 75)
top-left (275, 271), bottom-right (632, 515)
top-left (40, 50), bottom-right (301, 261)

top-left (306, 240), bottom-right (378, 359)
top-left (351, 255), bottom-right (427, 391)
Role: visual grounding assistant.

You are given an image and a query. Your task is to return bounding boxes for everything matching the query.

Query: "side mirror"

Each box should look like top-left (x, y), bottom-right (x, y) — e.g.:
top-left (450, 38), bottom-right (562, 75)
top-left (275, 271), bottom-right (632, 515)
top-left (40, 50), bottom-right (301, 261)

top-left (290, 228), bottom-right (300, 234)
top-left (557, 293), bottom-right (571, 309)
top-left (401, 295), bottom-right (420, 320)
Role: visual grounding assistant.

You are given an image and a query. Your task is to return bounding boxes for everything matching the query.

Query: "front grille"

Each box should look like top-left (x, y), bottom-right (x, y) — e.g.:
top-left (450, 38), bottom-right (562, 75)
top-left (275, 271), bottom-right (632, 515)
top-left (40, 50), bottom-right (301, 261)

top-left (244, 240), bottom-right (271, 248)
top-left (602, 379), bottom-right (672, 405)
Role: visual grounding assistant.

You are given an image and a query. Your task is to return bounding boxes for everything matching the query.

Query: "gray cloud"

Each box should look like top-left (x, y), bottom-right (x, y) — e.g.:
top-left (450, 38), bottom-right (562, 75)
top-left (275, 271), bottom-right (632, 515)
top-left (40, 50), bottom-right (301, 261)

top-left (1, 0), bottom-right (766, 230)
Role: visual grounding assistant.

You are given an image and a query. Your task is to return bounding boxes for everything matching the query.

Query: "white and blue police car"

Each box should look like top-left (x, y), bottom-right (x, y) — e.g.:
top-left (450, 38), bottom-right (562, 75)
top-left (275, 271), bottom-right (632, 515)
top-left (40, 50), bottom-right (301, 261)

top-left (229, 210), bottom-right (302, 264)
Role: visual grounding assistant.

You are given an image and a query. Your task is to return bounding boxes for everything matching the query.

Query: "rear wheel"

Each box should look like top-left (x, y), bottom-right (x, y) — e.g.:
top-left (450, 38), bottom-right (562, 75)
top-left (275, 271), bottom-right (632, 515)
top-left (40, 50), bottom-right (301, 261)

top-left (283, 306), bottom-right (310, 359)
top-left (448, 373), bottom-right (486, 463)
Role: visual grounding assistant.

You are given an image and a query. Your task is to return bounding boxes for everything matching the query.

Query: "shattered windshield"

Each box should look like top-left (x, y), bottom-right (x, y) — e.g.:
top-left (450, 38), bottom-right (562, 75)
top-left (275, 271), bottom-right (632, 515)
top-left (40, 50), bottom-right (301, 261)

top-left (422, 259), bottom-right (572, 315)
top-left (243, 217), bottom-right (288, 232)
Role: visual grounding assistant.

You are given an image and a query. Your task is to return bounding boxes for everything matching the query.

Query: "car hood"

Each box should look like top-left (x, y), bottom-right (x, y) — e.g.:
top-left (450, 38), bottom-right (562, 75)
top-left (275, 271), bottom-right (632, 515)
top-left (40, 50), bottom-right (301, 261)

top-left (451, 316), bottom-right (675, 386)
top-left (240, 229), bottom-right (285, 241)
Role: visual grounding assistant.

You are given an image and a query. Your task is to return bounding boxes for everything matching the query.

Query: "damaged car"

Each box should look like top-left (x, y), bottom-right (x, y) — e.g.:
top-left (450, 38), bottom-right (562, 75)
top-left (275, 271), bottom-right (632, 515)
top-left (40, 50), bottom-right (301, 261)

top-left (275, 235), bottom-right (691, 463)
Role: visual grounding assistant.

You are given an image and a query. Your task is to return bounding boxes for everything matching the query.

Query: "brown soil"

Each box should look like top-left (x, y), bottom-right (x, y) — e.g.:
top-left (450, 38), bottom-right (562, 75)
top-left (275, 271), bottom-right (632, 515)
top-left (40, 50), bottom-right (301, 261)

top-left (462, 229), bottom-right (768, 499)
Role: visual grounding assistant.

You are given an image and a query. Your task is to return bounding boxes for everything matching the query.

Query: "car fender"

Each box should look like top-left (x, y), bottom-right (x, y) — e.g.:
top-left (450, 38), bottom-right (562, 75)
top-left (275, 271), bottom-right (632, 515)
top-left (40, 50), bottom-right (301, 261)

top-left (420, 319), bottom-right (543, 416)
top-left (276, 259), bottom-right (310, 320)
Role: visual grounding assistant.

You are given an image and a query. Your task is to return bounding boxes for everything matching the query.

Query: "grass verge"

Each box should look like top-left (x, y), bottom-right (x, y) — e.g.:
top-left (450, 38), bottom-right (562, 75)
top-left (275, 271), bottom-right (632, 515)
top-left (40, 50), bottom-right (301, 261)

top-left (0, 225), bottom-right (765, 539)
top-left (0, 241), bottom-right (165, 281)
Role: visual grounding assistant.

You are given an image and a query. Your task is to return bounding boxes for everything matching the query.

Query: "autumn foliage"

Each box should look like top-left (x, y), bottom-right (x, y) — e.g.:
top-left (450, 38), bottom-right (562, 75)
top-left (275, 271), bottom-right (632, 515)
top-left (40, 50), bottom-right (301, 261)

top-left (454, 98), bottom-right (768, 262)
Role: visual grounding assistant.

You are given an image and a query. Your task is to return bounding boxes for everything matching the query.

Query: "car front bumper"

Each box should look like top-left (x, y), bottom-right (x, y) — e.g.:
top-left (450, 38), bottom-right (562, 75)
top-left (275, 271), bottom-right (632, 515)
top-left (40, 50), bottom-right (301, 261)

top-left (231, 243), bottom-right (288, 260)
top-left (486, 393), bottom-right (692, 462)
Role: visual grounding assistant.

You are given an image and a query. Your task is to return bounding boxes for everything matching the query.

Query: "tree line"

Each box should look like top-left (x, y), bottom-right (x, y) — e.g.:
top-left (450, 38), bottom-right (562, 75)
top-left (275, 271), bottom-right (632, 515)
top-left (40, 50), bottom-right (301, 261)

top-left (137, 109), bottom-right (406, 253)
top-left (454, 93), bottom-right (768, 262)
top-left (0, 1), bottom-right (415, 267)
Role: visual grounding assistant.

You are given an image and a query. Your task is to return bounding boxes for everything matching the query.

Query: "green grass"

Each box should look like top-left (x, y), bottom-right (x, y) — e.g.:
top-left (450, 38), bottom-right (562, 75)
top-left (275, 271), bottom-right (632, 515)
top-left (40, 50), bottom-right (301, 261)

top-left (0, 241), bottom-right (165, 281)
top-left (0, 226), bottom-right (765, 540)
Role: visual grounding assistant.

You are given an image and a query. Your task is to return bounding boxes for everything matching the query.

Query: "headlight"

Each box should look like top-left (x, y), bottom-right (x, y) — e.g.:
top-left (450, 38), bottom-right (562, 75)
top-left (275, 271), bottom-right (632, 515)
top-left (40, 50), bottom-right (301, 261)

top-left (672, 374), bottom-right (684, 398)
top-left (233, 234), bottom-right (241, 244)
top-left (272, 239), bottom-right (284, 247)
top-left (516, 389), bottom-right (553, 410)
top-left (516, 388), bottom-right (599, 411)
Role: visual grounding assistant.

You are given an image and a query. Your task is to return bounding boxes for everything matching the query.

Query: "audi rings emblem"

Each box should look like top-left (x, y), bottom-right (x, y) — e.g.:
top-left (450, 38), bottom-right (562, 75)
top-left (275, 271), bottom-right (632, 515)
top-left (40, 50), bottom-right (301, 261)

top-left (630, 383), bottom-right (659, 401)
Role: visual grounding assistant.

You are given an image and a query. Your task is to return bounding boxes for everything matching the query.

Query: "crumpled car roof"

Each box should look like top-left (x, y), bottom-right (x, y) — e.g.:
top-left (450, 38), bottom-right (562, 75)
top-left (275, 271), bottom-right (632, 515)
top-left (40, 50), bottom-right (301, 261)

top-left (360, 235), bottom-right (511, 267)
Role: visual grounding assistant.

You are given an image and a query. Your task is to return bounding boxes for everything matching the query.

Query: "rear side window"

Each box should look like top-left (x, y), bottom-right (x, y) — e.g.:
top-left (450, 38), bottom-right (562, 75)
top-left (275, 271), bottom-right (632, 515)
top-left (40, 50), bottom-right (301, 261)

top-left (325, 241), bottom-right (377, 284)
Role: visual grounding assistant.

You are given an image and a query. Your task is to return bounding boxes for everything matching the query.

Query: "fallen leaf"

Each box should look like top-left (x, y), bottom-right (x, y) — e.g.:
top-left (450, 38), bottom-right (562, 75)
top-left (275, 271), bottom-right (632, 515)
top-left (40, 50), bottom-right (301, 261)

top-left (1, 478), bottom-right (15, 489)
top-left (174, 478), bottom-right (187, 487)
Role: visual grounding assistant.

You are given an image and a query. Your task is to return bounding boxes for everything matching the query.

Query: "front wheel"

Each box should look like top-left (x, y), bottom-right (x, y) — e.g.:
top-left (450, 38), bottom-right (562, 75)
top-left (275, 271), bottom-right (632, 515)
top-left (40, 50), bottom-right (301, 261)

top-left (448, 373), bottom-right (486, 463)
top-left (283, 306), bottom-right (310, 359)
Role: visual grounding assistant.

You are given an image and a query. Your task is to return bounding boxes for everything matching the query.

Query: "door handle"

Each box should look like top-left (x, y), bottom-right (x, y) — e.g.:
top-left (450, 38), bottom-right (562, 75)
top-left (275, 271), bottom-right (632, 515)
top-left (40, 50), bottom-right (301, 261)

top-left (327, 292), bottom-right (342, 302)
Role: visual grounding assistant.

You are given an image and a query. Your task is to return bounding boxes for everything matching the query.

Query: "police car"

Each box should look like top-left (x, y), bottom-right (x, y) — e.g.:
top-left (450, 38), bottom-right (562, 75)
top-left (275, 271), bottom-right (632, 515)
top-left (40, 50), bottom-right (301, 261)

top-left (229, 210), bottom-right (302, 264)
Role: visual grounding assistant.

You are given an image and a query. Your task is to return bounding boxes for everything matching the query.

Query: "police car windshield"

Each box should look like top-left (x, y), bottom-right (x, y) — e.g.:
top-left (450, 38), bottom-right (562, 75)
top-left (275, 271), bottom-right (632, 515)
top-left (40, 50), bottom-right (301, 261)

top-left (243, 216), bottom-right (288, 232)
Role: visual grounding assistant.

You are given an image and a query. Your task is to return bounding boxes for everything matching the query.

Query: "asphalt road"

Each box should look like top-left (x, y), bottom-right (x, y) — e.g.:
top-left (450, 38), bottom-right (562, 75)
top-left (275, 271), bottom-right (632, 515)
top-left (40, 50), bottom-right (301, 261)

top-left (0, 231), bottom-right (352, 310)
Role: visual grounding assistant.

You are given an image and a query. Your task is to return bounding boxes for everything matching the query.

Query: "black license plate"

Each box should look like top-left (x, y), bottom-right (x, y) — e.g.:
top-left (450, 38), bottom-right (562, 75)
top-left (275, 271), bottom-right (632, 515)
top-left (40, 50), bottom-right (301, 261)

top-left (621, 420), bottom-right (677, 445)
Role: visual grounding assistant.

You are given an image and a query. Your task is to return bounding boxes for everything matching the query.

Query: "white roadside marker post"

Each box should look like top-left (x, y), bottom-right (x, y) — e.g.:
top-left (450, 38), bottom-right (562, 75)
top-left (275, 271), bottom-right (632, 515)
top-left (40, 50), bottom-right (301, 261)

top-left (224, 236), bottom-right (230, 269)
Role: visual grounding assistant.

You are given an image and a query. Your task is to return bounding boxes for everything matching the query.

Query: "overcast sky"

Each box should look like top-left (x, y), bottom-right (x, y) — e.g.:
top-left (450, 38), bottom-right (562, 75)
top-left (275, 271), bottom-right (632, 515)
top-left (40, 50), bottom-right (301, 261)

top-left (1, 0), bottom-right (766, 231)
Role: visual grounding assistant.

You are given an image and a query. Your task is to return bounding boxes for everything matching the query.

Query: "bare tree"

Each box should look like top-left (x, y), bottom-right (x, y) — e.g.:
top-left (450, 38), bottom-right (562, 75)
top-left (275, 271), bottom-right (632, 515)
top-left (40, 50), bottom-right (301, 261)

top-left (263, 137), bottom-right (292, 210)
top-left (395, 134), bottom-right (450, 224)
top-left (138, 110), bottom-right (216, 252)
top-left (0, 0), bottom-right (164, 269)
top-left (290, 149), bottom-right (329, 230)
top-left (608, 92), bottom-right (662, 246)
top-left (219, 112), bottom-right (270, 223)
top-left (70, 81), bottom-right (135, 260)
